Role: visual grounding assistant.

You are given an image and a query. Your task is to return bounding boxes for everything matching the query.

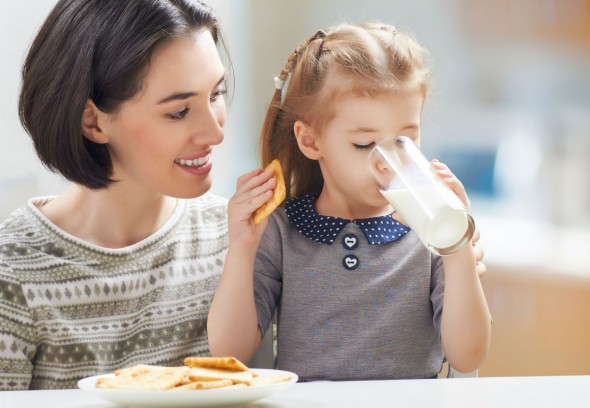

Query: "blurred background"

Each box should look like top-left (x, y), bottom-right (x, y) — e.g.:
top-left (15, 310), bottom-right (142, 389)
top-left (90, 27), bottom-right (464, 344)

top-left (1, 0), bottom-right (589, 377)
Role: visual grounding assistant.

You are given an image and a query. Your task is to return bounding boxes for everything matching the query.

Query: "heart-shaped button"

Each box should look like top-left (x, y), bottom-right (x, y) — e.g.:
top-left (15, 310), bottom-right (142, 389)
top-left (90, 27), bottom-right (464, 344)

top-left (342, 255), bottom-right (359, 270)
top-left (342, 233), bottom-right (359, 250)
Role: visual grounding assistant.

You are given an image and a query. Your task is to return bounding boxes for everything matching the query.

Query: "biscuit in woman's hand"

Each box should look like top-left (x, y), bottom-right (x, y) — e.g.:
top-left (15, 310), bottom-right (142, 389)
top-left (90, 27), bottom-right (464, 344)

top-left (252, 159), bottom-right (286, 225)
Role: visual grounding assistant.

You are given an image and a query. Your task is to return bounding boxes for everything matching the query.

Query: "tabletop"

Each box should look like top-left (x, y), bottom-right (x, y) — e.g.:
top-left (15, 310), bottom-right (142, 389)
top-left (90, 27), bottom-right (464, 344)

top-left (1, 375), bottom-right (589, 408)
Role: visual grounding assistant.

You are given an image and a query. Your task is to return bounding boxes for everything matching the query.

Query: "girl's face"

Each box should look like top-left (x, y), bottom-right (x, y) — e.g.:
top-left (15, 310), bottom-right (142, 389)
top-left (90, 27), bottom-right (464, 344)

top-left (102, 30), bottom-right (226, 198)
top-left (314, 90), bottom-right (424, 215)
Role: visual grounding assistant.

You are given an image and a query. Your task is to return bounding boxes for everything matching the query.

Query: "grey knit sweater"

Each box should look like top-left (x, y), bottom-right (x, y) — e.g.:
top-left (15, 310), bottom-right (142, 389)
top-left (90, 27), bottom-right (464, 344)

top-left (0, 193), bottom-right (228, 390)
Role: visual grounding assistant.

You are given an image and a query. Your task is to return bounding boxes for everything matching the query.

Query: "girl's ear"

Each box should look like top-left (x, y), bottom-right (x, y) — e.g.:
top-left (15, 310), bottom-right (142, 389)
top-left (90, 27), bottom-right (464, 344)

top-left (294, 120), bottom-right (321, 160)
top-left (81, 100), bottom-right (109, 144)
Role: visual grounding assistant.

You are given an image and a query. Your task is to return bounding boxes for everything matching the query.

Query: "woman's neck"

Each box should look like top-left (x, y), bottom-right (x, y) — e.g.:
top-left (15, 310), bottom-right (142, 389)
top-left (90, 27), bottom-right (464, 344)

top-left (38, 183), bottom-right (178, 248)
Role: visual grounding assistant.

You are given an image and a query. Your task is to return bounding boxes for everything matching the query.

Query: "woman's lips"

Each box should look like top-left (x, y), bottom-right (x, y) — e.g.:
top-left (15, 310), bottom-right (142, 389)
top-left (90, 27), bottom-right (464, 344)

top-left (174, 154), bottom-right (210, 167)
top-left (175, 153), bottom-right (213, 176)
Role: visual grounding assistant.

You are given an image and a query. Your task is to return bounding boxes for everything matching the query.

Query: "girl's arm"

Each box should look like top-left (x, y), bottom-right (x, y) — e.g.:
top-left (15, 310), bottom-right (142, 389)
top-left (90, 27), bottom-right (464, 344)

top-left (207, 167), bottom-right (275, 363)
top-left (432, 160), bottom-right (492, 373)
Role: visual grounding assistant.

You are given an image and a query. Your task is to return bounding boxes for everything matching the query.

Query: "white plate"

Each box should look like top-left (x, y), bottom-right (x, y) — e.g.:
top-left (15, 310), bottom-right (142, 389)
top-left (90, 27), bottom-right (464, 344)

top-left (78, 368), bottom-right (298, 407)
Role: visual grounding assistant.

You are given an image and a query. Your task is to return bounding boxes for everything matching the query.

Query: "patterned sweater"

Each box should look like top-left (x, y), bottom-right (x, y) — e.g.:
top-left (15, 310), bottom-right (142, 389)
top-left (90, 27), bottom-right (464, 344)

top-left (0, 193), bottom-right (228, 390)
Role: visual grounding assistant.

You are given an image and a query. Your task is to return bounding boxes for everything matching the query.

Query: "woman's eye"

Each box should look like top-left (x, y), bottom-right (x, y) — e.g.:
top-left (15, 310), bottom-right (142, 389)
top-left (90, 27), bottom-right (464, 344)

top-left (211, 89), bottom-right (227, 102)
top-left (353, 142), bottom-right (375, 150)
top-left (167, 107), bottom-right (189, 120)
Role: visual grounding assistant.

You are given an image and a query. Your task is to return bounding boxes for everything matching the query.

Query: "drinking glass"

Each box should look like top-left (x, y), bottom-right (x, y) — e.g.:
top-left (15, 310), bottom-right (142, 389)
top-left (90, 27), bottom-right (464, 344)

top-left (367, 136), bottom-right (475, 255)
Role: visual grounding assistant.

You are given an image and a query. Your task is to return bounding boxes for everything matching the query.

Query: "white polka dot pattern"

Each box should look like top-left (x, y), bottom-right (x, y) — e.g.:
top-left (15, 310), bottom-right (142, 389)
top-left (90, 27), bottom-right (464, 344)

top-left (285, 193), bottom-right (410, 245)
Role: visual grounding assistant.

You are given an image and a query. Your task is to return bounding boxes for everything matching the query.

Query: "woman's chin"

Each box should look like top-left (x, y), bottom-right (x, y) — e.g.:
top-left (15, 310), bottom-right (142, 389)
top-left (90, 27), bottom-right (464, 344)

top-left (168, 182), bottom-right (212, 199)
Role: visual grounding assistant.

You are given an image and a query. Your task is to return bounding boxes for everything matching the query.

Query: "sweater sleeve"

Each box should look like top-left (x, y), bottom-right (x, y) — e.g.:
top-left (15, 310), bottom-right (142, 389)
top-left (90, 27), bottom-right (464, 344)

top-left (0, 263), bottom-right (36, 390)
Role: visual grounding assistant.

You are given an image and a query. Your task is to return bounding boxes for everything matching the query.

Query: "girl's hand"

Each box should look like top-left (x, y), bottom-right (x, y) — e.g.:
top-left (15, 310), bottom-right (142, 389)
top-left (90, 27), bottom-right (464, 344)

top-left (431, 159), bottom-right (471, 210)
top-left (227, 167), bottom-right (276, 247)
top-left (432, 159), bottom-right (486, 278)
top-left (472, 226), bottom-right (486, 278)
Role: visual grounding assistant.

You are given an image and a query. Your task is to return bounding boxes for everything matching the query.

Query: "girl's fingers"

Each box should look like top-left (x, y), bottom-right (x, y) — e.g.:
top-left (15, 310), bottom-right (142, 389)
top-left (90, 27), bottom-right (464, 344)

top-left (434, 160), bottom-right (484, 277)
top-left (228, 168), bottom-right (277, 226)
top-left (472, 226), bottom-right (481, 244)
top-left (431, 160), bottom-right (471, 210)
top-left (233, 174), bottom-right (276, 208)
top-left (475, 261), bottom-right (486, 278)
top-left (472, 233), bottom-right (485, 278)
top-left (235, 168), bottom-right (268, 191)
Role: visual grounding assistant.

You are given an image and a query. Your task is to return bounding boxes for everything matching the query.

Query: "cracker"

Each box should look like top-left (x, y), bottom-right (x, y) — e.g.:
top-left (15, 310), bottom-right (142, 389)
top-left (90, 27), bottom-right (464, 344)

top-left (95, 356), bottom-right (292, 392)
top-left (183, 356), bottom-right (249, 372)
top-left (171, 378), bottom-right (233, 390)
top-left (250, 372), bottom-right (293, 386)
top-left (96, 365), bottom-right (189, 390)
top-left (252, 159), bottom-right (286, 225)
top-left (188, 367), bottom-right (255, 385)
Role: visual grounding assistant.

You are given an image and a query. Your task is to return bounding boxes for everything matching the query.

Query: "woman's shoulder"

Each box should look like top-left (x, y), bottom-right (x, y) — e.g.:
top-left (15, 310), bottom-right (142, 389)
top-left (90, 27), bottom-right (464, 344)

top-left (0, 200), bottom-right (40, 239)
top-left (180, 192), bottom-right (228, 226)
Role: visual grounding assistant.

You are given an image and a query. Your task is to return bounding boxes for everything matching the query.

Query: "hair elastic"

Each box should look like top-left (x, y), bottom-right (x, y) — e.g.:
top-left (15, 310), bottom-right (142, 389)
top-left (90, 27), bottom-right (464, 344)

top-left (273, 76), bottom-right (285, 91)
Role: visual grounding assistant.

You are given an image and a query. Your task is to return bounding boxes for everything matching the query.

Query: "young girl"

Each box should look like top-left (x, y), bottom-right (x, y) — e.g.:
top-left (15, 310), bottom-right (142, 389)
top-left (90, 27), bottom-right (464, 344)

top-left (208, 22), bottom-right (491, 381)
top-left (0, 0), bottom-right (230, 390)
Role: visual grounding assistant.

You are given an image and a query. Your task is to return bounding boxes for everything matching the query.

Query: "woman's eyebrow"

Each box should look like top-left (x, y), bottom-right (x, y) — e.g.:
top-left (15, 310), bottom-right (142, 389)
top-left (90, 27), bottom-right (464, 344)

top-left (157, 92), bottom-right (197, 104)
top-left (157, 75), bottom-right (226, 104)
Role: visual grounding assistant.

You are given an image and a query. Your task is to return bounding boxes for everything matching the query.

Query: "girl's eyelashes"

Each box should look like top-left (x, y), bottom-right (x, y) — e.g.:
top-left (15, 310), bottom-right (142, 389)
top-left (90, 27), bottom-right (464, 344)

top-left (167, 107), bottom-right (190, 121)
top-left (353, 142), bottom-right (375, 150)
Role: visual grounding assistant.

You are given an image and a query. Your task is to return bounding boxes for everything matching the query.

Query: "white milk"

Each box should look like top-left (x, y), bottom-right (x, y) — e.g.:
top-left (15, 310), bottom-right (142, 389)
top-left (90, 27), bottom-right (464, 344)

top-left (381, 184), bottom-right (473, 254)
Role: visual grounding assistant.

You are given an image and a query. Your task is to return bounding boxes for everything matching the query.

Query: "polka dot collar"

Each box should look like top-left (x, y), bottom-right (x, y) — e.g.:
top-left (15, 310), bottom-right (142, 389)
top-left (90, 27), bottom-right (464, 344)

top-left (285, 193), bottom-right (411, 246)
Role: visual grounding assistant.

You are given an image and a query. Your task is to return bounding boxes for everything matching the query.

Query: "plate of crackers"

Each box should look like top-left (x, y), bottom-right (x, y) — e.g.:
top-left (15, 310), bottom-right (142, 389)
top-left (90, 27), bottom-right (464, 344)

top-left (77, 356), bottom-right (297, 407)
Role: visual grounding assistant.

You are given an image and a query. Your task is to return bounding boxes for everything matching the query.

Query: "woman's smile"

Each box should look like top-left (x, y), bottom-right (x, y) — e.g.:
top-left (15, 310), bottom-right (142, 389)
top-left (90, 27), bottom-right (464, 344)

top-left (175, 153), bottom-right (213, 175)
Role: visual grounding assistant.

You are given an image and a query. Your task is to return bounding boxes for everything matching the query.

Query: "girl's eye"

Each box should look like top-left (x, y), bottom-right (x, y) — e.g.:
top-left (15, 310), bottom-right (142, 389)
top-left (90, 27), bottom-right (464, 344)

top-left (211, 88), bottom-right (227, 102)
top-left (353, 142), bottom-right (375, 150)
top-left (167, 107), bottom-right (189, 121)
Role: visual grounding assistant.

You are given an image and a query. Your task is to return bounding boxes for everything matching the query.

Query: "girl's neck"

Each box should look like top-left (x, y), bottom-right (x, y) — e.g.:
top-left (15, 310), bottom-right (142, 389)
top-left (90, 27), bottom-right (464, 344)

top-left (38, 183), bottom-right (178, 248)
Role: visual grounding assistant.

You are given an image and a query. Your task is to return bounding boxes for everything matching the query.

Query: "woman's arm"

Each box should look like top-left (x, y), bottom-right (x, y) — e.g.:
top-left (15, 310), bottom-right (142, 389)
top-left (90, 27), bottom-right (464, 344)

top-left (0, 265), bottom-right (35, 390)
top-left (207, 167), bottom-right (275, 363)
top-left (432, 160), bottom-right (492, 373)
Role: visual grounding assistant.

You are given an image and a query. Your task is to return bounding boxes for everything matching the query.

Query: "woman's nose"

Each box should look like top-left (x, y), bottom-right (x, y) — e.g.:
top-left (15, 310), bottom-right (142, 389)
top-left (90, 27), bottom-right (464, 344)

top-left (192, 104), bottom-right (225, 146)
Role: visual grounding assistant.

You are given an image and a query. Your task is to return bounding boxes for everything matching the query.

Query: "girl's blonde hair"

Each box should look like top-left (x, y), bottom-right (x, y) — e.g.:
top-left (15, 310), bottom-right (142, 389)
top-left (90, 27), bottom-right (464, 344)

top-left (259, 22), bottom-right (431, 199)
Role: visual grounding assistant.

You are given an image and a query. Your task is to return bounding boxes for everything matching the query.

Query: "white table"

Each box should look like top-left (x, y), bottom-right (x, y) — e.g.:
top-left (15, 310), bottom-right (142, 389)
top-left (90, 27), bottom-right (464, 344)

top-left (2, 375), bottom-right (589, 408)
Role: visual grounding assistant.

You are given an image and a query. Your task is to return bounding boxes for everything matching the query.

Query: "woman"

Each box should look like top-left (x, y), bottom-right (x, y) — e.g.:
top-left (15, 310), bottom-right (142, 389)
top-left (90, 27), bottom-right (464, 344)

top-left (0, 0), bottom-right (231, 390)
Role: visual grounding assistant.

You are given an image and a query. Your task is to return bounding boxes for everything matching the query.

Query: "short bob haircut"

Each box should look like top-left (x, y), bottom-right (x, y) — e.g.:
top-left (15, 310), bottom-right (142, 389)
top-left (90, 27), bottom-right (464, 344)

top-left (19, 0), bottom-right (232, 189)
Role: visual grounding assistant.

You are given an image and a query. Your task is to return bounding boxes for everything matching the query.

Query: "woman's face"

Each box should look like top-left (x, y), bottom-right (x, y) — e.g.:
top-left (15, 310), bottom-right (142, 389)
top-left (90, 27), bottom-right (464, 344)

top-left (315, 90), bottom-right (424, 213)
top-left (103, 30), bottom-right (226, 198)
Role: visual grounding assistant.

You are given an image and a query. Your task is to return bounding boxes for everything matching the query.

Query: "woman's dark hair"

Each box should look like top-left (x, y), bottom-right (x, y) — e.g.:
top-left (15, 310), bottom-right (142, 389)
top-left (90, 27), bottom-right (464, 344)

top-left (18, 0), bottom-right (232, 189)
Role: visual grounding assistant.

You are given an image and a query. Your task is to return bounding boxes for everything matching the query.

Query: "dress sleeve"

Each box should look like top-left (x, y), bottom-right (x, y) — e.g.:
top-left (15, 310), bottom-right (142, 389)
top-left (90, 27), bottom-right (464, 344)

top-left (0, 263), bottom-right (36, 390)
top-left (430, 253), bottom-right (445, 335)
top-left (253, 213), bottom-right (284, 336)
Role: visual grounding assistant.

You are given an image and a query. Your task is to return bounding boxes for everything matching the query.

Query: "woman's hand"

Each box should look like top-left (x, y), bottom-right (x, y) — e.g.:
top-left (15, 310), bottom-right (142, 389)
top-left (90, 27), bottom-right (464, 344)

top-left (227, 167), bottom-right (276, 247)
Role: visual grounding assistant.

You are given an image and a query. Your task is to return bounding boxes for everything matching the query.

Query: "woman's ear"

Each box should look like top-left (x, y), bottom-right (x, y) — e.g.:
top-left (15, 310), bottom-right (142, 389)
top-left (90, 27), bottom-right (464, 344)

top-left (81, 100), bottom-right (109, 144)
top-left (294, 120), bottom-right (321, 160)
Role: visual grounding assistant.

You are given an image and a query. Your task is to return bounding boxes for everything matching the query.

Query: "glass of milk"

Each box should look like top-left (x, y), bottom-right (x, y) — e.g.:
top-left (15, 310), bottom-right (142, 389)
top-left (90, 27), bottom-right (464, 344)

top-left (367, 136), bottom-right (475, 255)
